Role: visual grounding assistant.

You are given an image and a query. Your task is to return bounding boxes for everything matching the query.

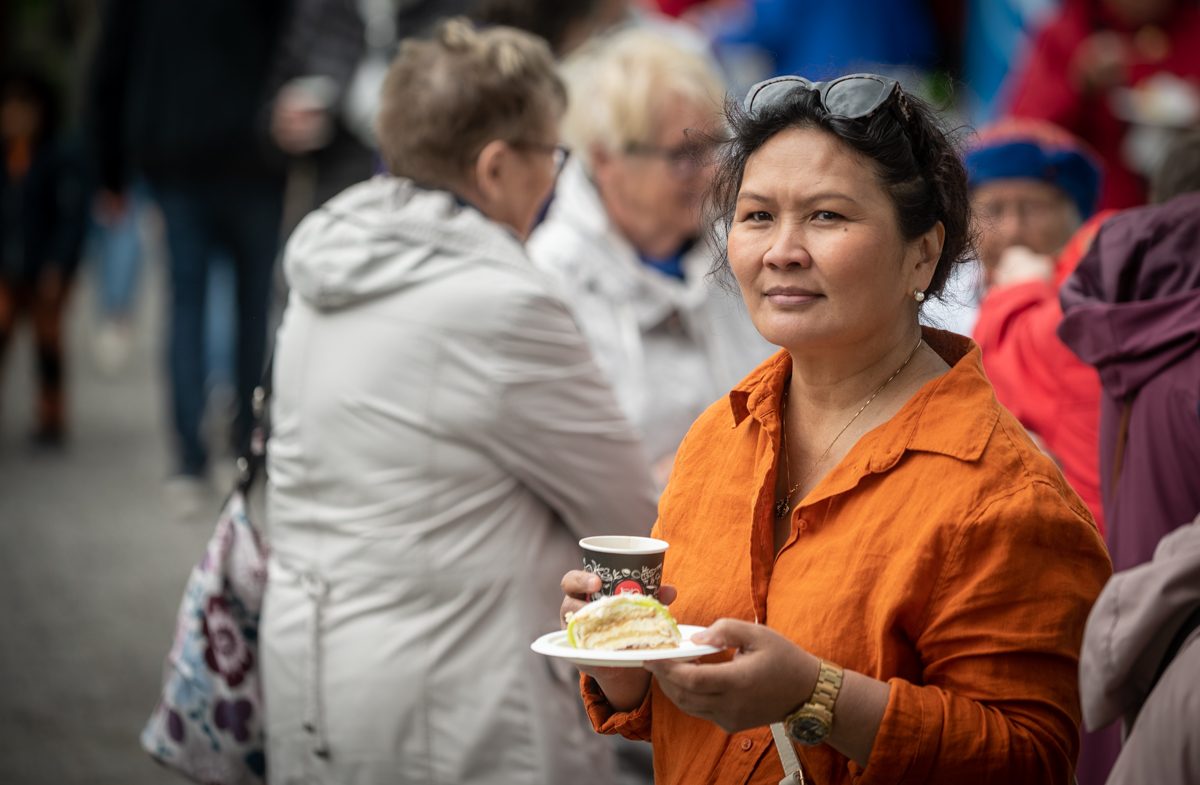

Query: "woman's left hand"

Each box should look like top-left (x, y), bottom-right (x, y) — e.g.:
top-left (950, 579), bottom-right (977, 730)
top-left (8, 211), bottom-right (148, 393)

top-left (643, 618), bottom-right (820, 735)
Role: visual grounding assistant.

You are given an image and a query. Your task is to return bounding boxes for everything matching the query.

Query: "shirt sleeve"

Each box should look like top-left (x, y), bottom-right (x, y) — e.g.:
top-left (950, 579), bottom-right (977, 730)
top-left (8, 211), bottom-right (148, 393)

top-left (472, 288), bottom-right (660, 541)
top-left (855, 478), bottom-right (1112, 784)
top-left (580, 673), bottom-right (654, 741)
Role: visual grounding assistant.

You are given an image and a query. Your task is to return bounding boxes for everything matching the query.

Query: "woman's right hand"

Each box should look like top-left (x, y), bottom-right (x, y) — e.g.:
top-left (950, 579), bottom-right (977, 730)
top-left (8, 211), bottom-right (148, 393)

top-left (559, 570), bottom-right (678, 712)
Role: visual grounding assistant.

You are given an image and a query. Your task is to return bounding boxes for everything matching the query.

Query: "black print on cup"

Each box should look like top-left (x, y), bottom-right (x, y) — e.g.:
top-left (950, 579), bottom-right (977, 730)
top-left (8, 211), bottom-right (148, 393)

top-left (582, 558), bottom-right (665, 602)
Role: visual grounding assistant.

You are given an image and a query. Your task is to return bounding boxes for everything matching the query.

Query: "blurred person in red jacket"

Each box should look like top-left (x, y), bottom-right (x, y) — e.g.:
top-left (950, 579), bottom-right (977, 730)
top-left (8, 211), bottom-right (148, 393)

top-left (1007, 0), bottom-right (1200, 210)
top-left (968, 119), bottom-right (1107, 533)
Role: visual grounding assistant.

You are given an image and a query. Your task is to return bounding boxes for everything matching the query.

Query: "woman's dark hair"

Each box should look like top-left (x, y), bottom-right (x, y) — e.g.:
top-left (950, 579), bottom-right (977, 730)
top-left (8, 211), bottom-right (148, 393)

top-left (705, 83), bottom-right (974, 303)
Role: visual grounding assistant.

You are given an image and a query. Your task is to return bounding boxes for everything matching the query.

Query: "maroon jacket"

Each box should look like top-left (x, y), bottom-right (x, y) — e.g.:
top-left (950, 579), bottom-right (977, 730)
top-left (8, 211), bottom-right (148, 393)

top-left (1058, 191), bottom-right (1200, 574)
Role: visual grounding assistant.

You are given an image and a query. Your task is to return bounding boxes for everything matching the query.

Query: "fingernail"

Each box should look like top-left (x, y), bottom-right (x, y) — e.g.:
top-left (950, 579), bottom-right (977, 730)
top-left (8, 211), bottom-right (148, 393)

top-left (690, 631), bottom-right (710, 644)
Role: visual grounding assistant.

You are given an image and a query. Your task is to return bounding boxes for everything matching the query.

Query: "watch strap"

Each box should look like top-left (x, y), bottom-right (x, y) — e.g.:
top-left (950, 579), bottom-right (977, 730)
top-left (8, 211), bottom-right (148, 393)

top-left (784, 659), bottom-right (844, 746)
top-left (808, 660), bottom-right (843, 716)
top-left (769, 722), bottom-right (806, 785)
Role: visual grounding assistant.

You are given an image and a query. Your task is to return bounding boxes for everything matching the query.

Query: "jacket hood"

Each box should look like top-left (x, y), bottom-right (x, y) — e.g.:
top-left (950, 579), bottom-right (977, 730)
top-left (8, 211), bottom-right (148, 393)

top-left (284, 175), bottom-right (528, 310)
top-left (1058, 191), bottom-right (1200, 396)
top-left (1080, 515), bottom-right (1200, 732)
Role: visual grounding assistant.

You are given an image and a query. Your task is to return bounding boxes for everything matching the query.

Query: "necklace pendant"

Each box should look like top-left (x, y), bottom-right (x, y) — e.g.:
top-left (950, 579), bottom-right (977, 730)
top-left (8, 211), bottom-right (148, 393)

top-left (774, 498), bottom-right (791, 519)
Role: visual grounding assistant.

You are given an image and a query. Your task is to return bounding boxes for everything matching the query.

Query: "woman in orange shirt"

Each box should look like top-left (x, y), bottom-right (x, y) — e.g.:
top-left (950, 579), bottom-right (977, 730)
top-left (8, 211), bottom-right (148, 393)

top-left (560, 74), bottom-right (1113, 784)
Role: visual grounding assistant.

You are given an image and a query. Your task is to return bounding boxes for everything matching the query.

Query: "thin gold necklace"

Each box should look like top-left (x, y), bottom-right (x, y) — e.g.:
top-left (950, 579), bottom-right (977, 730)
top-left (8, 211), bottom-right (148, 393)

top-left (775, 338), bottom-right (924, 520)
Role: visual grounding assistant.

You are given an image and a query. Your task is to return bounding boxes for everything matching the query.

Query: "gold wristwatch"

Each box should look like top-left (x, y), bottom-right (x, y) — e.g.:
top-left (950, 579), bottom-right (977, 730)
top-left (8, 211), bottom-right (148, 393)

top-left (783, 660), bottom-right (844, 746)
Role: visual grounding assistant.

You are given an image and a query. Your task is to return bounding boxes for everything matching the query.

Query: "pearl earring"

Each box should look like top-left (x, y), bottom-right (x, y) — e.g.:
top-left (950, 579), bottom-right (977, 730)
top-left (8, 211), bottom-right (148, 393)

top-left (913, 289), bottom-right (926, 303)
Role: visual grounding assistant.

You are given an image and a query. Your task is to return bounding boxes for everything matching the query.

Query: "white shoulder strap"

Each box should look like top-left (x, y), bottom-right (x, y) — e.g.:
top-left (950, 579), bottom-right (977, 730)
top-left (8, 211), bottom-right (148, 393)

top-left (770, 722), bottom-right (807, 785)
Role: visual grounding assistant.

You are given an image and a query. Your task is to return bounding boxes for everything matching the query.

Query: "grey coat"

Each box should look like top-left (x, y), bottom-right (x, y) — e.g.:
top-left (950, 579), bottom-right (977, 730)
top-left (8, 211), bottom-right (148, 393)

top-left (1080, 513), bottom-right (1200, 785)
top-left (262, 176), bottom-right (659, 784)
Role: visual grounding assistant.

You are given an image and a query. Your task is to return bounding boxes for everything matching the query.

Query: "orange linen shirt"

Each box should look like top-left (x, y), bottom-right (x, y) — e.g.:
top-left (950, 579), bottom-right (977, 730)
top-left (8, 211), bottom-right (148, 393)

top-left (583, 329), bottom-right (1112, 785)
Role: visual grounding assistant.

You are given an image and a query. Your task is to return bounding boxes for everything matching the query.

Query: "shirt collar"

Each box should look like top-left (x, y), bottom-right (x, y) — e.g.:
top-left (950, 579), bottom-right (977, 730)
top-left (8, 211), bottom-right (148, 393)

top-left (727, 328), bottom-right (1000, 466)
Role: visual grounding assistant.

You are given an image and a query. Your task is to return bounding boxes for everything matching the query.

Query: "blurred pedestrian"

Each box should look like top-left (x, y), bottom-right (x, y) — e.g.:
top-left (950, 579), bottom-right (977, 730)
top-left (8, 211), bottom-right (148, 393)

top-left (1079, 512), bottom-right (1200, 785)
top-left (528, 29), bottom-right (773, 487)
top-left (88, 0), bottom-right (289, 512)
top-left (0, 68), bottom-right (87, 445)
top-left (967, 118), bottom-right (1107, 531)
top-left (1008, 0), bottom-right (1200, 209)
top-left (262, 20), bottom-right (657, 784)
top-left (969, 119), bottom-right (1099, 286)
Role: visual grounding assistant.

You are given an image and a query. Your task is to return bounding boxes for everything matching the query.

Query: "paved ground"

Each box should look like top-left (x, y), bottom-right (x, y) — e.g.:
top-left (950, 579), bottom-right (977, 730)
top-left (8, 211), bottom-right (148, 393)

top-left (0, 259), bottom-right (225, 784)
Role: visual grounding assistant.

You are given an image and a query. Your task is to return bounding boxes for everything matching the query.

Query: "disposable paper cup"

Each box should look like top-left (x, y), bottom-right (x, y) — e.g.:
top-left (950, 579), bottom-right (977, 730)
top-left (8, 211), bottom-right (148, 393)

top-left (579, 536), bottom-right (669, 602)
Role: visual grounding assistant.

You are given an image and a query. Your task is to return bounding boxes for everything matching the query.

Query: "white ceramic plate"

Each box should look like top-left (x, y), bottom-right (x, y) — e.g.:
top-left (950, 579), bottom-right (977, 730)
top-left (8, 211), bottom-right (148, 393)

top-left (530, 625), bottom-right (723, 668)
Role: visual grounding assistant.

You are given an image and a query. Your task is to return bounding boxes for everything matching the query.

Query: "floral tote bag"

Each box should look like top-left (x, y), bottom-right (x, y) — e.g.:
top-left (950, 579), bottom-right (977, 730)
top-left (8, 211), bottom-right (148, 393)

top-left (141, 489), bottom-right (268, 784)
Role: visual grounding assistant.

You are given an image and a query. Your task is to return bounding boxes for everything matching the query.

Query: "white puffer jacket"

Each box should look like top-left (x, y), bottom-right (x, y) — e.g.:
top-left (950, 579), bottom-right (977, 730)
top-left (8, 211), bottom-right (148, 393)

top-left (262, 176), bottom-right (658, 785)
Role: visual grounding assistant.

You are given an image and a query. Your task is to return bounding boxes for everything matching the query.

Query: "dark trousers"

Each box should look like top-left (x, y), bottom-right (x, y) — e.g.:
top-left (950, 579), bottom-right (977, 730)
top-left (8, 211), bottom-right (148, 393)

top-left (150, 177), bottom-right (281, 476)
top-left (0, 270), bottom-right (70, 437)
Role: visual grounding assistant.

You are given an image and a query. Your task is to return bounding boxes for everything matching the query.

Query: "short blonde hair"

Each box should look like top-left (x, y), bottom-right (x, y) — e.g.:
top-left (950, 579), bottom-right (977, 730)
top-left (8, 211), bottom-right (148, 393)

top-left (559, 28), bottom-right (724, 168)
top-left (376, 18), bottom-right (566, 189)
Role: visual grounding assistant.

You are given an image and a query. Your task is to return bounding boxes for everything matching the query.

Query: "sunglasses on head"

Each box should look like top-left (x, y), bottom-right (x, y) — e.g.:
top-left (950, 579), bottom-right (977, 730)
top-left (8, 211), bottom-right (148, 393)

top-left (743, 73), bottom-right (911, 123)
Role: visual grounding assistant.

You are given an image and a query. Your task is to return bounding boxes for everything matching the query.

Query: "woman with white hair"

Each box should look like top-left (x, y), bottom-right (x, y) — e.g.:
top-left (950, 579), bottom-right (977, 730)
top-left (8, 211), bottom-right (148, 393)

top-left (261, 20), bottom-right (657, 784)
top-left (527, 29), bottom-right (773, 486)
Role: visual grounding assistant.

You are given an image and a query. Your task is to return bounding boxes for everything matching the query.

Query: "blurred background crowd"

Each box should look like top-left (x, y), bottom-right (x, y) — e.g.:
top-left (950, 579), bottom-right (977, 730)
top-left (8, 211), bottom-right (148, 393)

top-left (1, 0), bottom-right (1199, 783)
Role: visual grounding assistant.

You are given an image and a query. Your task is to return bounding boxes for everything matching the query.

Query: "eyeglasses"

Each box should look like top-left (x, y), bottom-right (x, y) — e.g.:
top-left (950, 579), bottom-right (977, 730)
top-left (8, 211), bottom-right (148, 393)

top-left (974, 194), bottom-right (1070, 228)
top-left (624, 141), bottom-right (717, 177)
top-left (511, 140), bottom-right (571, 178)
top-left (743, 73), bottom-right (911, 123)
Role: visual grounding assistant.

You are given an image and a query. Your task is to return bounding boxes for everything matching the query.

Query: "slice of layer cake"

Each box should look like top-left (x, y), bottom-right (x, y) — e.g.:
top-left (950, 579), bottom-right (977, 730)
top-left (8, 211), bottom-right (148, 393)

top-left (566, 594), bottom-right (682, 651)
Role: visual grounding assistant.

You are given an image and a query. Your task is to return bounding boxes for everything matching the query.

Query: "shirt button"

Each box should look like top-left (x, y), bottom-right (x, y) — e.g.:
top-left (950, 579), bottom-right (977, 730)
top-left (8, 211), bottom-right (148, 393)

top-left (740, 738), bottom-right (753, 751)
top-left (796, 519), bottom-right (808, 531)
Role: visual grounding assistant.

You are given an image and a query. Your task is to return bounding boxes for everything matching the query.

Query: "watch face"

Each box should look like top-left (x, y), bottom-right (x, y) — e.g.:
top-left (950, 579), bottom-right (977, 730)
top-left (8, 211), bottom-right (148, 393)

top-left (788, 715), bottom-right (830, 746)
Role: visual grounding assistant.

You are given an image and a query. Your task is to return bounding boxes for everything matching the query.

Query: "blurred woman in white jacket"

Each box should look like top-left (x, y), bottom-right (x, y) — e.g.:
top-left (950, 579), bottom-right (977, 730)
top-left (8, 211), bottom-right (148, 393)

top-left (261, 20), bottom-right (658, 784)
top-left (527, 30), bottom-right (774, 485)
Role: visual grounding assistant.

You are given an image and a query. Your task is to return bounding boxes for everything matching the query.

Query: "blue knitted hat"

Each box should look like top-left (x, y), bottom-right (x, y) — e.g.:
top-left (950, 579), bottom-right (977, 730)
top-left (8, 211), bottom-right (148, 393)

top-left (966, 119), bottom-right (1103, 218)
